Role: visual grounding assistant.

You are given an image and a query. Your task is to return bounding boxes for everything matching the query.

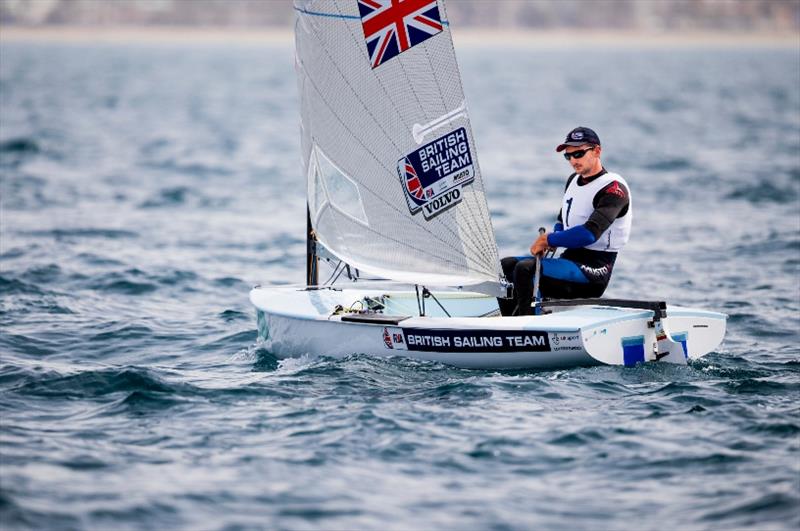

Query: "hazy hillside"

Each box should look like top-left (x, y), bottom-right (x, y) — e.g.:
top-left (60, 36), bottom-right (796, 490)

top-left (2, 0), bottom-right (798, 31)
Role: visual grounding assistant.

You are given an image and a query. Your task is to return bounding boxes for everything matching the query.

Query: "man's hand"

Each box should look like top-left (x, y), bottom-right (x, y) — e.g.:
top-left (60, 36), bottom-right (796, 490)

top-left (530, 232), bottom-right (552, 256)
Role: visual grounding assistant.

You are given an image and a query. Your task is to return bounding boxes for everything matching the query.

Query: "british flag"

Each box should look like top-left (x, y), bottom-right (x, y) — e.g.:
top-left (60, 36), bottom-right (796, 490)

top-left (358, 0), bottom-right (444, 69)
top-left (402, 157), bottom-right (426, 203)
top-left (383, 327), bottom-right (394, 349)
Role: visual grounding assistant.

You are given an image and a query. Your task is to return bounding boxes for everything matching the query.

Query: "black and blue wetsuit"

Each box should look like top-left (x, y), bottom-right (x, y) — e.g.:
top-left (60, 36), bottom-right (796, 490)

top-left (499, 168), bottom-right (631, 316)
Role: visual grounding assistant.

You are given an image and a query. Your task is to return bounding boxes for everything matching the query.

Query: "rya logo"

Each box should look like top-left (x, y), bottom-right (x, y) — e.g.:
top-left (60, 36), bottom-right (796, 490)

top-left (571, 131), bottom-right (584, 140)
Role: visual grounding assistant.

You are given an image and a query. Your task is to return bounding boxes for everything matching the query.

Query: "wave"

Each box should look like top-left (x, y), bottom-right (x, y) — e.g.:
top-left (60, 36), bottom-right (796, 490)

top-left (87, 323), bottom-right (156, 343)
top-left (105, 389), bottom-right (191, 415)
top-left (0, 492), bottom-right (81, 530)
top-left (643, 157), bottom-right (694, 172)
top-left (252, 345), bottom-right (280, 372)
top-left (138, 186), bottom-right (194, 208)
top-left (89, 275), bottom-right (158, 295)
top-left (2, 264), bottom-right (211, 304)
top-left (0, 137), bottom-right (40, 154)
top-left (692, 357), bottom-right (773, 379)
top-left (0, 276), bottom-right (45, 295)
top-left (3, 361), bottom-right (310, 407)
top-left (648, 97), bottom-right (686, 113)
top-left (0, 332), bottom-right (60, 357)
top-left (743, 420), bottom-right (800, 437)
top-left (721, 378), bottom-right (800, 395)
top-left (10, 367), bottom-right (179, 399)
top-left (218, 309), bottom-right (249, 322)
top-left (0, 174), bottom-right (53, 209)
top-left (726, 180), bottom-right (799, 204)
top-left (75, 252), bottom-right (125, 267)
top-left (140, 160), bottom-right (235, 178)
top-left (84, 268), bottom-right (199, 295)
top-left (154, 269), bottom-right (199, 284)
top-left (700, 492), bottom-right (800, 528)
top-left (213, 277), bottom-right (248, 288)
top-left (0, 362), bottom-right (63, 389)
top-left (546, 429), bottom-right (606, 447)
top-left (196, 329), bottom-right (256, 353)
top-left (20, 228), bottom-right (139, 240)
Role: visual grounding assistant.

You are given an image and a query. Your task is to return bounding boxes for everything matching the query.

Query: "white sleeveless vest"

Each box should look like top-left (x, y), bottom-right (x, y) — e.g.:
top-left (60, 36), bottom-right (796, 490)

top-left (561, 172), bottom-right (632, 252)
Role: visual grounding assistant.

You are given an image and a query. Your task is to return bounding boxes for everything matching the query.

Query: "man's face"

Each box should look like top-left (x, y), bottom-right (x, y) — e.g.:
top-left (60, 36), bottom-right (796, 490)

top-left (564, 144), bottom-right (600, 176)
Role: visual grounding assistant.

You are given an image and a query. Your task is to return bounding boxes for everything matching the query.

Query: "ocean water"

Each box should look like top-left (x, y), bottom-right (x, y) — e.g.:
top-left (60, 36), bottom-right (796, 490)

top-left (1, 38), bottom-right (799, 530)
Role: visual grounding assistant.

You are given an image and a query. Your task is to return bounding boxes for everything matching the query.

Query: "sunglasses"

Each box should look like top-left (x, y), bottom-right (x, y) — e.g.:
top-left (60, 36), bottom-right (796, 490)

top-left (563, 147), bottom-right (596, 160)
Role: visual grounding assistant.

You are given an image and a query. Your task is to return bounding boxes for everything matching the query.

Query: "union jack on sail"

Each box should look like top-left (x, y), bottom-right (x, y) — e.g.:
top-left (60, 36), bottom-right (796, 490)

top-left (358, 0), bottom-right (444, 69)
top-left (402, 157), bottom-right (426, 203)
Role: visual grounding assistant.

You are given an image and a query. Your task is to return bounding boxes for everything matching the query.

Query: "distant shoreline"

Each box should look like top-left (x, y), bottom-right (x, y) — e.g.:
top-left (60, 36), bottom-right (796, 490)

top-left (1, 26), bottom-right (798, 48)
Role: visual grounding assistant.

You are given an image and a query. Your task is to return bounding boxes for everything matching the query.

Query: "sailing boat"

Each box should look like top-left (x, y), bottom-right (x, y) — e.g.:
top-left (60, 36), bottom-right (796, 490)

top-left (250, 0), bottom-right (726, 370)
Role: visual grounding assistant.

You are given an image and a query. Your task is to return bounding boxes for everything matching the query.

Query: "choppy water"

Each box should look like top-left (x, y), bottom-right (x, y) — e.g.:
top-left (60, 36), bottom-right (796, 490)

top-left (1, 39), bottom-right (799, 530)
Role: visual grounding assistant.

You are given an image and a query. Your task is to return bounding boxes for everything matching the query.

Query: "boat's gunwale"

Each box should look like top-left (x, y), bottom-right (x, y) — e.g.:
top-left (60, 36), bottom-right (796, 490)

top-left (249, 286), bottom-right (724, 334)
top-left (667, 308), bottom-right (729, 320)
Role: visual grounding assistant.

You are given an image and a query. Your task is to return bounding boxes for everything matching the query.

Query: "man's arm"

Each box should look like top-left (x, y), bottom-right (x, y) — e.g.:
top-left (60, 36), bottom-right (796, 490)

top-left (554, 211), bottom-right (564, 233)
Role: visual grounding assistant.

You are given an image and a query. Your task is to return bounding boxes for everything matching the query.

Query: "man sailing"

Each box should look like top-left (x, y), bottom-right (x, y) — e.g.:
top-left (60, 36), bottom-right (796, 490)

top-left (499, 127), bottom-right (632, 316)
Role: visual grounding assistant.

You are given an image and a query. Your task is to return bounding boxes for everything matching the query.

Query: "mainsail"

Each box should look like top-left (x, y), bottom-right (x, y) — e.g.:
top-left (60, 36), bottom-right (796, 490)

top-left (294, 0), bottom-right (503, 295)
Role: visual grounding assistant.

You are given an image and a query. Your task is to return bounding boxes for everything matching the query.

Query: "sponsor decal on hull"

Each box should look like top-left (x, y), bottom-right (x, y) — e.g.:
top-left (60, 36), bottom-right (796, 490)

top-left (398, 127), bottom-right (475, 220)
top-left (549, 332), bottom-right (583, 352)
top-left (383, 327), bottom-right (550, 353)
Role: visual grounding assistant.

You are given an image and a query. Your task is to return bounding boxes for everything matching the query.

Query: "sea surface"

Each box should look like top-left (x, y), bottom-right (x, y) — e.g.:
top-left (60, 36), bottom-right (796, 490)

top-left (1, 36), bottom-right (799, 530)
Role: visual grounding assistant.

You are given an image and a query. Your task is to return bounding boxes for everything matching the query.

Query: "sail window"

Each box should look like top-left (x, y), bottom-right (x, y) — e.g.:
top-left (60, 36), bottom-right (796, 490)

top-left (315, 146), bottom-right (369, 226)
top-left (308, 151), bottom-right (328, 221)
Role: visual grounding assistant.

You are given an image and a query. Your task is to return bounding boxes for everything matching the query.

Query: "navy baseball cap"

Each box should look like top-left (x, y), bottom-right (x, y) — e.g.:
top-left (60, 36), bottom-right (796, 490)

top-left (556, 127), bottom-right (601, 152)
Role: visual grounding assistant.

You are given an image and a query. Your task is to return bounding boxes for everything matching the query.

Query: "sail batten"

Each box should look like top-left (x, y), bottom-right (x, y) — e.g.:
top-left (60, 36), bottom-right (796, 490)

top-left (295, 0), bottom-right (502, 293)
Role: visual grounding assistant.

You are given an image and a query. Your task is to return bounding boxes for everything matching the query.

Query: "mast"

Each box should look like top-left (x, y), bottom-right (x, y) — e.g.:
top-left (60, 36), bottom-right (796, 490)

top-left (306, 204), bottom-right (318, 286)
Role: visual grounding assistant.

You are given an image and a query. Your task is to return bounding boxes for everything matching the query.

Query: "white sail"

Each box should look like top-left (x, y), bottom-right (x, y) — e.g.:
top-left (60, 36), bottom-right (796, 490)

top-left (294, 0), bottom-right (503, 295)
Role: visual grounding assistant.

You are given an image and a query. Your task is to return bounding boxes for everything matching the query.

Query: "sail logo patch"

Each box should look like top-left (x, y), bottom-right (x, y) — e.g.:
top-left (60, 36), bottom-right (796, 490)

top-left (358, 0), bottom-right (444, 69)
top-left (398, 127), bottom-right (475, 219)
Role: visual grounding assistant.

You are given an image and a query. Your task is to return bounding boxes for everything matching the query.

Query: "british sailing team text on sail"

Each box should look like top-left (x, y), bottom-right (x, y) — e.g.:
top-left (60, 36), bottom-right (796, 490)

top-left (418, 128), bottom-right (472, 177)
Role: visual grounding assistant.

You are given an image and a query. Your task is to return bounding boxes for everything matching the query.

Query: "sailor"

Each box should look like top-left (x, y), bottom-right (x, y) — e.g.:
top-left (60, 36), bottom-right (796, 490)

top-left (499, 126), bottom-right (632, 316)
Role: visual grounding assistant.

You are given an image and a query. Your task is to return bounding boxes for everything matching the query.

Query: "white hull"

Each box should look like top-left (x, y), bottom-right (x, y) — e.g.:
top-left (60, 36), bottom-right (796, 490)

top-left (250, 284), bottom-right (727, 370)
